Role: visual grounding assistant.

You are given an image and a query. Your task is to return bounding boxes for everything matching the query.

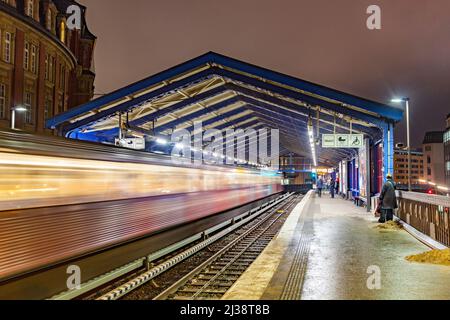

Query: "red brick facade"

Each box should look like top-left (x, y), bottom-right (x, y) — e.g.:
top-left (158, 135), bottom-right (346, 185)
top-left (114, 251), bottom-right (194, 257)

top-left (0, 0), bottom-right (96, 133)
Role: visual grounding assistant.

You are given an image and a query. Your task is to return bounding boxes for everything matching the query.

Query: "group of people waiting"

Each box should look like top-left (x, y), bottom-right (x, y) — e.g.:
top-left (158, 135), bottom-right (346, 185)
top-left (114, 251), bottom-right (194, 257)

top-left (316, 176), bottom-right (339, 199)
top-left (315, 174), bottom-right (397, 224)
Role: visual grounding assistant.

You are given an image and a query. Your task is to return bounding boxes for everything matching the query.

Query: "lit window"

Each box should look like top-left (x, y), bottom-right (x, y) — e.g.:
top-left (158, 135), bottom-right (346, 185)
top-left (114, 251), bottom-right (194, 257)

top-left (31, 45), bottom-right (37, 73)
top-left (46, 10), bottom-right (52, 30)
top-left (24, 42), bottom-right (29, 70)
top-left (60, 20), bottom-right (66, 43)
top-left (24, 92), bottom-right (33, 124)
top-left (4, 32), bottom-right (11, 63)
top-left (27, 0), bottom-right (34, 18)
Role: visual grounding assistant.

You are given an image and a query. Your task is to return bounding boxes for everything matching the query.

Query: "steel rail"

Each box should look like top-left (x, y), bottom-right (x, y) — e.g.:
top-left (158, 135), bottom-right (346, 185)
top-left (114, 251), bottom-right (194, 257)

top-left (92, 193), bottom-right (293, 300)
top-left (154, 195), bottom-right (299, 300)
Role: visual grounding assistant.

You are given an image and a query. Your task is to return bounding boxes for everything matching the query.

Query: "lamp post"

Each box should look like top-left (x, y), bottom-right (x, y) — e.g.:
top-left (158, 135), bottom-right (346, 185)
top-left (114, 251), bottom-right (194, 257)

top-left (11, 106), bottom-right (27, 130)
top-left (392, 97), bottom-right (411, 192)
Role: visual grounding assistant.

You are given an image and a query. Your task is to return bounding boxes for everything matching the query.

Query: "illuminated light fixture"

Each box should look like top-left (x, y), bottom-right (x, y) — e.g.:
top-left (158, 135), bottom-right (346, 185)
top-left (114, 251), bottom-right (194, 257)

top-left (156, 138), bottom-right (168, 145)
top-left (437, 186), bottom-right (449, 191)
top-left (429, 182), bottom-right (436, 186)
top-left (14, 106), bottom-right (27, 112)
top-left (11, 105), bottom-right (27, 130)
top-left (418, 179), bottom-right (427, 183)
top-left (191, 147), bottom-right (198, 152)
top-left (308, 118), bottom-right (318, 167)
top-left (174, 143), bottom-right (184, 149)
top-left (202, 150), bottom-right (209, 155)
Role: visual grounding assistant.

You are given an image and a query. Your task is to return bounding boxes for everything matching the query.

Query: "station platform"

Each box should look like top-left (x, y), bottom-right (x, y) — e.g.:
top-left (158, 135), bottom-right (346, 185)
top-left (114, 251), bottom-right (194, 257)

top-left (223, 192), bottom-right (450, 300)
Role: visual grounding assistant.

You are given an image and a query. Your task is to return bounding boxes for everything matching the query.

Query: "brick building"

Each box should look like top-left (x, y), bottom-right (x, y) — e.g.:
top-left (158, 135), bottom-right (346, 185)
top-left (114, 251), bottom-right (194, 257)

top-left (393, 148), bottom-right (424, 185)
top-left (0, 0), bottom-right (95, 134)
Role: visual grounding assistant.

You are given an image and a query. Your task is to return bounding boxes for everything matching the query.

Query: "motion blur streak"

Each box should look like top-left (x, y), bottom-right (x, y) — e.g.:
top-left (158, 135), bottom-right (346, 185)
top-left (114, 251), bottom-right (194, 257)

top-left (0, 152), bottom-right (277, 211)
top-left (0, 131), bottom-right (281, 281)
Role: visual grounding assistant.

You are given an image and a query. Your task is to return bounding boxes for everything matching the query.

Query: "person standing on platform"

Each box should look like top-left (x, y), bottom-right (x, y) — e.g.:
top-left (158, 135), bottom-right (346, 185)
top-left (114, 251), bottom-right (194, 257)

top-left (317, 177), bottom-right (324, 198)
top-left (330, 178), bottom-right (336, 199)
top-left (378, 174), bottom-right (397, 223)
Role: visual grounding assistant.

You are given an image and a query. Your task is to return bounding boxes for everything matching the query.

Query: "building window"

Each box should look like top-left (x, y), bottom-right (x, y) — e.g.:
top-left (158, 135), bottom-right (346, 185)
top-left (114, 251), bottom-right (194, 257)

top-left (427, 168), bottom-right (432, 176)
top-left (46, 10), bottom-right (52, 31)
top-left (45, 54), bottom-right (49, 79)
top-left (427, 156), bottom-right (431, 164)
top-left (44, 98), bottom-right (53, 120)
top-left (26, 0), bottom-right (34, 18)
top-left (0, 83), bottom-right (6, 119)
top-left (24, 42), bottom-right (30, 70)
top-left (30, 45), bottom-right (37, 73)
top-left (24, 92), bottom-right (33, 124)
top-left (60, 20), bottom-right (66, 43)
top-left (4, 32), bottom-right (11, 63)
top-left (57, 94), bottom-right (64, 114)
top-left (49, 55), bottom-right (54, 82)
top-left (60, 65), bottom-right (66, 89)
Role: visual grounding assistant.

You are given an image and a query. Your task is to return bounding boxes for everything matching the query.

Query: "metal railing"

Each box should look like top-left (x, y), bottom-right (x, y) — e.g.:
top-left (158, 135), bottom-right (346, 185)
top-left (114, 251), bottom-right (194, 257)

top-left (396, 191), bottom-right (450, 247)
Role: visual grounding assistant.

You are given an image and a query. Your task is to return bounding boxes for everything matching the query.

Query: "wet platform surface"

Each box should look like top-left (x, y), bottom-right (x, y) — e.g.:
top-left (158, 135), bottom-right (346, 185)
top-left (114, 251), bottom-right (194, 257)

top-left (224, 193), bottom-right (450, 300)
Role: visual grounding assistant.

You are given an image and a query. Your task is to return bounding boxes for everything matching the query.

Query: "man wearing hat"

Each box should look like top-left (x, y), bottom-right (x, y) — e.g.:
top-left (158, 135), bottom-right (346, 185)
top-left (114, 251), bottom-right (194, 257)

top-left (378, 173), bottom-right (398, 223)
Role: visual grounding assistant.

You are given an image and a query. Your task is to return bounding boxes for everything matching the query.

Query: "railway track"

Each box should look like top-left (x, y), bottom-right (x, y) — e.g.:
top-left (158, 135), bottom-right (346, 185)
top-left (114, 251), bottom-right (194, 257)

top-left (95, 193), bottom-right (302, 301)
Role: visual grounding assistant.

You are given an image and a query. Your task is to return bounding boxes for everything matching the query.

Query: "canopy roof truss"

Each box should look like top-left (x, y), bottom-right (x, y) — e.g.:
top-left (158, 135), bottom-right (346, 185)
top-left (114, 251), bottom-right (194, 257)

top-left (47, 52), bottom-right (403, 166)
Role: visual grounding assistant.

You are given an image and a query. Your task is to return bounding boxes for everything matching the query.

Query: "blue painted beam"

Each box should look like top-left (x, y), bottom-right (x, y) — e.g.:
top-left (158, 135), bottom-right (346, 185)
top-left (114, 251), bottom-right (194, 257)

top-left (207, 53), bottom-right (403, 122)
top-left (61, 69), bottom-right (216, 134)
top-left (154, 96), bottom-right (241, 133)
top-left (46, 52), bottom-right (222, 129)
top-left (217, 70), bottom-right (389, 128)
top-left (132, 85), bottom-right (230, 127)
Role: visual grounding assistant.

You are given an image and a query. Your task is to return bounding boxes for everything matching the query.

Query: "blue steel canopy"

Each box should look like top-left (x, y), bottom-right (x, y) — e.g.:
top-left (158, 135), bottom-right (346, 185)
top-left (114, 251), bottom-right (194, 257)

top-left (47, 52), bottom-right (404, 166)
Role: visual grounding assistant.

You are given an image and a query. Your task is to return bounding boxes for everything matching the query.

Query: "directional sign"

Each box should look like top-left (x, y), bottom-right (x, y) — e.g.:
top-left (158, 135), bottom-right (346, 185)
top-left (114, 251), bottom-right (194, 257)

top-left (336, 134), bottom-right (350, 147)
top-left (322, 134), bottom-right (336, 148)
top-left (349, 134), bottom-right (364, 148)
top-left (322, 134), bottom-right (364, 148)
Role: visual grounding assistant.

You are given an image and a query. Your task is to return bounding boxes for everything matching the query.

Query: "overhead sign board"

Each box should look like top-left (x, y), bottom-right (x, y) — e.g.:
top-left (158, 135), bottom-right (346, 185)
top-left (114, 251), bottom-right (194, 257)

top-left (322, 134), bottom-right (364, 149)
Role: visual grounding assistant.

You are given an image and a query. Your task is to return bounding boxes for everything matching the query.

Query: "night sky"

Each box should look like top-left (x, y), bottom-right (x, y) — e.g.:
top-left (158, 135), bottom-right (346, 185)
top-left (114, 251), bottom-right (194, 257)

top-left (79, 0), bottom-right (450, 147)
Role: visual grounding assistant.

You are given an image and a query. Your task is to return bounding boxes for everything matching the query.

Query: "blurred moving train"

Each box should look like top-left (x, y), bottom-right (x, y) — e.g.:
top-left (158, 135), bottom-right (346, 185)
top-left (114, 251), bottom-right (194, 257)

top-left (0, 130), bottom-right (281, 281)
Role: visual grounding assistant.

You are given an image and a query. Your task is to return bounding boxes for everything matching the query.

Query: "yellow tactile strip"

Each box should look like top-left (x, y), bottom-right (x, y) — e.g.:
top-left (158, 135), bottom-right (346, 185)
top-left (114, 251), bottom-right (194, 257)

top-left (222, 191), bottom-right (313, 300)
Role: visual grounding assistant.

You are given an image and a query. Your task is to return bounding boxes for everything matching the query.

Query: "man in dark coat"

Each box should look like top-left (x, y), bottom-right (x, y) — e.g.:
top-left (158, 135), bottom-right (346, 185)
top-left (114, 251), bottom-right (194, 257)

top-left (330, 178), bottom-right (336, 199)
top-left (317, 177), bottom-right (324, 198)
top-left (378, 174), bottom-right (397, 223)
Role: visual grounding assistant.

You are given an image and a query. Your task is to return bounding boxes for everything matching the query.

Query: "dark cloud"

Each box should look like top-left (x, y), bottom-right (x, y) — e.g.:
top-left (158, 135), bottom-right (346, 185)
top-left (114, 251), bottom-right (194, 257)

top-left (79, 0), bottom-right (450, 147)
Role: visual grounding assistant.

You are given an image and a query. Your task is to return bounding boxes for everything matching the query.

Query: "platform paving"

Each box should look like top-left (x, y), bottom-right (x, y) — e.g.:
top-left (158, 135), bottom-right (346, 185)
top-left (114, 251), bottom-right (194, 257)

top-left (223, 193), bottom-right (450, 300)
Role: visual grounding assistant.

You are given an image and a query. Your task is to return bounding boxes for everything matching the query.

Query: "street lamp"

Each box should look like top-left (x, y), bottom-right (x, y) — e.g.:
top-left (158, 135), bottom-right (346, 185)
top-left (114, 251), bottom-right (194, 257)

top-left (391, 97), bottom-right (411, 192)
top-left (11, 106), bottom-right (27, 130)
